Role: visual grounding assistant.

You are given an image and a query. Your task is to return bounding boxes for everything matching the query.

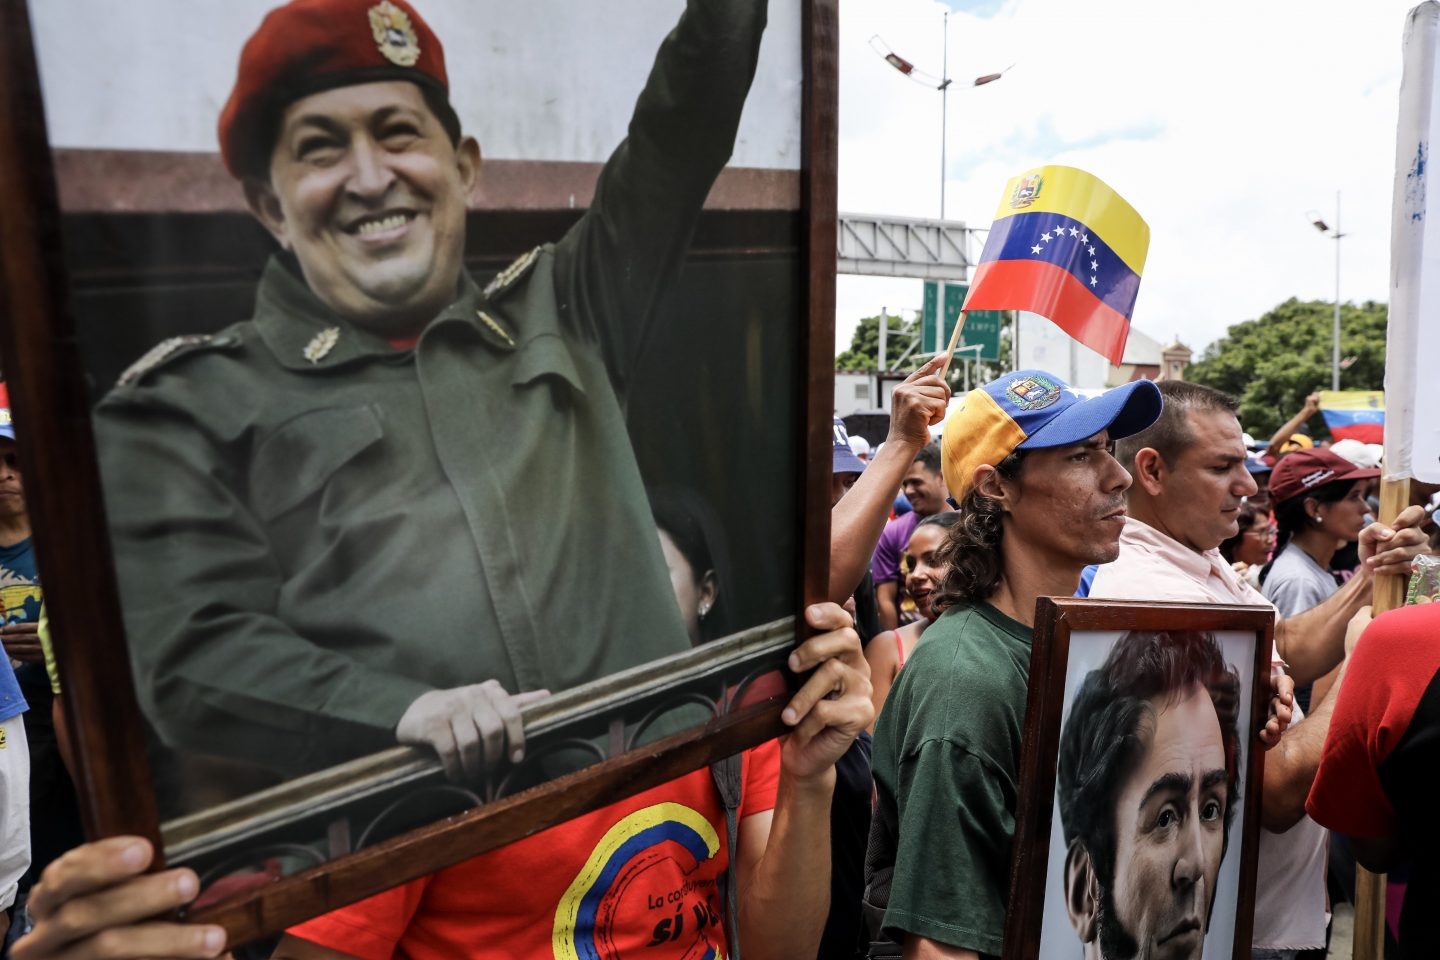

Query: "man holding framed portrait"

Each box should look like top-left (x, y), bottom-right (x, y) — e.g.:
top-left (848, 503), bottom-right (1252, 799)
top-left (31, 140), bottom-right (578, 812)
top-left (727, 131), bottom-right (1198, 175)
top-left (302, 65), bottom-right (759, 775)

top-left (1086, 379), bottom-right (1428, 959)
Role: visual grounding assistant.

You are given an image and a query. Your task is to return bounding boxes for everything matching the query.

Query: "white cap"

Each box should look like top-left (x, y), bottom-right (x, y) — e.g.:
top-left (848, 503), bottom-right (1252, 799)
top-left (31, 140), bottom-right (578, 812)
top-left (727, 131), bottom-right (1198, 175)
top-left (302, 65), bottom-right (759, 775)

top-left (1330, 438), bottom-right (1382, 470)
top-left (847, 434), bottom-right (871, 458)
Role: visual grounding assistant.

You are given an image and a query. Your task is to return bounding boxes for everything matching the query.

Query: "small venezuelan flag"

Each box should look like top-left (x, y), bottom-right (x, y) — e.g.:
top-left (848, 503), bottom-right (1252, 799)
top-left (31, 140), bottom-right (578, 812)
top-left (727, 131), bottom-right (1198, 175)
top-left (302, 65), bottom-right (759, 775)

top-left (962, 165), bottom-right (1149, 365)
top-left (1319, 390), bottom-right (1385, 443)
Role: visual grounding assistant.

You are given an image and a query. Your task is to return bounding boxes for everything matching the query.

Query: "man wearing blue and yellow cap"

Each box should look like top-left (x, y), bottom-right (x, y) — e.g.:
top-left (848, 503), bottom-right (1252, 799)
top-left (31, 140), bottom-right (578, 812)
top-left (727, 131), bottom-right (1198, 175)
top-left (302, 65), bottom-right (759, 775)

top-left (91, 0), bottom-right (771, 786)
top-left (865, 369), bottom-right (1161, 960)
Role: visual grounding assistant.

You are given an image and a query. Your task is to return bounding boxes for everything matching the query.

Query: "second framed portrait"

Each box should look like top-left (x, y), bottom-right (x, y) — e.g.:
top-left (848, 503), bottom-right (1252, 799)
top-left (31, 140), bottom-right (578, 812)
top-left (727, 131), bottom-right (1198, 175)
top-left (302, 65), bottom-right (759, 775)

top-left (1004, 599), bottom-right (1275, 960)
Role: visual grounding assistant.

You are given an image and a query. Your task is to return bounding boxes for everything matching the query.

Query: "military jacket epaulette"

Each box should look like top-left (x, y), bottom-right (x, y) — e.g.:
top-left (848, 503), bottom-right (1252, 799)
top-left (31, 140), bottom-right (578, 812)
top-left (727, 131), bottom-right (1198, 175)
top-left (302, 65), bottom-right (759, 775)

top-left (114, 332), bottom-right (242, 388)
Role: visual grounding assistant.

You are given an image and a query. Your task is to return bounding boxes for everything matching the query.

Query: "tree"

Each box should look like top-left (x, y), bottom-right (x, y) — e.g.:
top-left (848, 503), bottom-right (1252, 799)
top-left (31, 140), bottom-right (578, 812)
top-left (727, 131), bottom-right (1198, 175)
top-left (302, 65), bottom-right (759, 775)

top-left (835, 313), bottom-right (920, 372)
top-left (1186, 298), bottom-right (1387, 439)
top-left (835, 309), bottom-right (1015, 390)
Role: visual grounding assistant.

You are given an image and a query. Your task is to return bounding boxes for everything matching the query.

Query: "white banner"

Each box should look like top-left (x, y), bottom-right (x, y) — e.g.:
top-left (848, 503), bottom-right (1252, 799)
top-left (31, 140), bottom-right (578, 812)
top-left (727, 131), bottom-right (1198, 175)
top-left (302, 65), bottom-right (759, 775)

top-left (1386, 1), bottom-right (1440, 482)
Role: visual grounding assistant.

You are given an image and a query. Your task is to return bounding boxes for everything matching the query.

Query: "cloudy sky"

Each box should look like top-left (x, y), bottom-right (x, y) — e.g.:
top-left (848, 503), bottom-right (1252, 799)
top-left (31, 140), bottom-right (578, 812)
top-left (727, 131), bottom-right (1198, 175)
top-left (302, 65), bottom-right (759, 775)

top-left (837, 0), bottom-right (1422, 362)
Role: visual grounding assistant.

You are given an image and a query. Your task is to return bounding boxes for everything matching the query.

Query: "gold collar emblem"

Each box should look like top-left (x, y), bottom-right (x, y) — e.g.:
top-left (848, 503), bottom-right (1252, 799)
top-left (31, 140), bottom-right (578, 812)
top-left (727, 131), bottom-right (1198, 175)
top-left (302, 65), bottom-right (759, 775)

top-left (369, 1), bottom-right (421, 67)
top-left (303, 327), bottom-right (341, 364)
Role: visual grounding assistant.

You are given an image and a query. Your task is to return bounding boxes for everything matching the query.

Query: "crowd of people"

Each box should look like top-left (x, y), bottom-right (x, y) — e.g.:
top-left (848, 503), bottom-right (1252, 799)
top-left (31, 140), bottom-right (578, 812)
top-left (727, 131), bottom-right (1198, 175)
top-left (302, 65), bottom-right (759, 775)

top-left (0, 1), bottom-right (1438, 959)
top-left (10, 365), bottom-right (1437, 960)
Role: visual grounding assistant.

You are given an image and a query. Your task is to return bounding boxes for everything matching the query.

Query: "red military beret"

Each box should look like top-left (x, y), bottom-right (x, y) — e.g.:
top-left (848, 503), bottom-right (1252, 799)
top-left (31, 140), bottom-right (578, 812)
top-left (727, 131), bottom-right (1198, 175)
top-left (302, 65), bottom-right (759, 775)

top-left (218, 0), bottom-right (452, 179)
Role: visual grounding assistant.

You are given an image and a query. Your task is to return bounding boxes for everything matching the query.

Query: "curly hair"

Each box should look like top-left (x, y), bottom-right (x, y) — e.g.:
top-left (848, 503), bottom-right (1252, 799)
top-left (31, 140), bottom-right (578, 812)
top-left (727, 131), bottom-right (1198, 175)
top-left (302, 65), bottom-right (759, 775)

top-left (929, 450), bottom-right (1026, 611)
top-left (1056, 630), bottom-right (1242, 898)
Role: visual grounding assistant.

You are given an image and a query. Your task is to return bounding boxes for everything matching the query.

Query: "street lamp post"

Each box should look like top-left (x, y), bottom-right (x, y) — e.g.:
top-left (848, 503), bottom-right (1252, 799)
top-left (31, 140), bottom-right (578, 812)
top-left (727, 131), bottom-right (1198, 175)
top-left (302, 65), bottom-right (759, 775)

top-left (869, 25), bottom-right (1006, 222)
top-left (1310, 192), bottom-right (1344, 391)
top-left (940, 12), bottom-right (950, 220)
top-left (869, 25), bottom-right (1006, 372)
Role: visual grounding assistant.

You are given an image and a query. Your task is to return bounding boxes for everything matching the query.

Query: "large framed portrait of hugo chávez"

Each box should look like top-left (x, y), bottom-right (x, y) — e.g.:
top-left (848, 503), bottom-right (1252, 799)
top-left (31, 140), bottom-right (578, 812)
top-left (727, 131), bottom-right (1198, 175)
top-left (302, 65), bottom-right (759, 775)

top-left (1004, 599), bottom-right (1275, 960)
top-left (0, 0), bottom-right (837, 946)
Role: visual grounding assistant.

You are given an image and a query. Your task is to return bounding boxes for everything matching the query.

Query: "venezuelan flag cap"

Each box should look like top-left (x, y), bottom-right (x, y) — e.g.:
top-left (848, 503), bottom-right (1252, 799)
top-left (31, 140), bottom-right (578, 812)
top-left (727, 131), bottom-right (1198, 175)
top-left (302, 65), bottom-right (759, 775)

top-left (941, 369), bottom-right (1160, 501)
top-left (219, 0), bottom-right (455, 179)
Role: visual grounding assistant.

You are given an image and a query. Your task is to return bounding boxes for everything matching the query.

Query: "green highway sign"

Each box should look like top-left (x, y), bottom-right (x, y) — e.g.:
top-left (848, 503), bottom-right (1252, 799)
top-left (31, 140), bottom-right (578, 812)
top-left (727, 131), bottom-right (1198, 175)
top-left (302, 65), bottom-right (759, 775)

top-left (921, 282), bottom-right (1003, 361)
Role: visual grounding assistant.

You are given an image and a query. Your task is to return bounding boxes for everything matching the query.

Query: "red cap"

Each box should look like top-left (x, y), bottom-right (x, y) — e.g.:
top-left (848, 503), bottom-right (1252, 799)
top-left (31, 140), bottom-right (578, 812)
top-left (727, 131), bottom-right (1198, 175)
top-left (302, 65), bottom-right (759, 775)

top-left (1268, 448), bottom-right (1379, 504)
top-left (218, 0), bottom-right (451, 179)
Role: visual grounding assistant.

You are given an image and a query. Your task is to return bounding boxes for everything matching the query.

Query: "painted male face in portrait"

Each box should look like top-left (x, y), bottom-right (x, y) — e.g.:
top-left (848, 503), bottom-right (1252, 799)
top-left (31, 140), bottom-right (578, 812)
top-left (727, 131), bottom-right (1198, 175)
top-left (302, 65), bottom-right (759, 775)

top-left (1091, 683), bottom-right (1228, 960)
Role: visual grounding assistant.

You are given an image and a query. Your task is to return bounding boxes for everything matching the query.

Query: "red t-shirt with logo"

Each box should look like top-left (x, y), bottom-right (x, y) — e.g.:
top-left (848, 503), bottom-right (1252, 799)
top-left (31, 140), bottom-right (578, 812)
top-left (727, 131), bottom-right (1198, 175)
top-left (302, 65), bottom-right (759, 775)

top-left (289, 739), bottom-right (782, 960)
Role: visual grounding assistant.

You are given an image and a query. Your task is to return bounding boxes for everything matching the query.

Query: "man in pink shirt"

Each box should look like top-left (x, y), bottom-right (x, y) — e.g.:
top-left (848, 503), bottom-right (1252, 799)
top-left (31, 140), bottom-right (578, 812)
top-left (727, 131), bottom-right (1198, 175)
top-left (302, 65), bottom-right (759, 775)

top-left (1086, 380), bottom-right (1426, 960)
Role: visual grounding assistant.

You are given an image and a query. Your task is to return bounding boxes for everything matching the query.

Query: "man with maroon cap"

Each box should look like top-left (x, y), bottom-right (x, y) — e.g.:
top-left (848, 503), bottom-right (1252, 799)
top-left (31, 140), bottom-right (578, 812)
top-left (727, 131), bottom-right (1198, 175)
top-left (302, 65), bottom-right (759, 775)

top-left (91, 0), bottom-right (786, 787)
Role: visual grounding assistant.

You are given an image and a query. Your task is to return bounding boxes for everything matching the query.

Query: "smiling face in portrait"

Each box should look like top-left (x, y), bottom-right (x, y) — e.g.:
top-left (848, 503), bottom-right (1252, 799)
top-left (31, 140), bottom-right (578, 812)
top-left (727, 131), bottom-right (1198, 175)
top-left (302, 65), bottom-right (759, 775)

top-left (1102, 683), bottom-right (1228, 960)
top-left (245, 80), bottom-right (480, 335)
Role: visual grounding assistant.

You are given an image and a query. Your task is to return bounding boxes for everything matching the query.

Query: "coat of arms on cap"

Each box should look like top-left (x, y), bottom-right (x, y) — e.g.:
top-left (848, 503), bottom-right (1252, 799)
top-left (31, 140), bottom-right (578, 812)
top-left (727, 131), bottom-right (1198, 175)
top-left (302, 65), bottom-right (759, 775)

top-left (369, 1), bottom-right (421, 67)
top-left (1006, 374), bottom-right (1062, 411)
top-left (1009, 173), bottom-right (1043, 209)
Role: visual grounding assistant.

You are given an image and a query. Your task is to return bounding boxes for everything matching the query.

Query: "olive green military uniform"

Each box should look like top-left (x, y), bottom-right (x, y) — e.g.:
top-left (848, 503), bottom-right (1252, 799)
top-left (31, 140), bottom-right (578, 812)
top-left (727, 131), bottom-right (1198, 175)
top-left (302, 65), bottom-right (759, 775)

top-left (93, 0), bottom-right (766, 776)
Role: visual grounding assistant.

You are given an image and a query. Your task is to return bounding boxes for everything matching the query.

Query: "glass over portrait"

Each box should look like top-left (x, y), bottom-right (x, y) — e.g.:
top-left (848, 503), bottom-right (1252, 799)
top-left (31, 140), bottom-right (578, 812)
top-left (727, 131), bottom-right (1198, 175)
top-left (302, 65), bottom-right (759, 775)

top-left (1004, 601), bottom-right (1273, 960)
top-left (1037, 628), bottom-right (1256, 960)
top-left (12, 0), bottom-right (817, 920)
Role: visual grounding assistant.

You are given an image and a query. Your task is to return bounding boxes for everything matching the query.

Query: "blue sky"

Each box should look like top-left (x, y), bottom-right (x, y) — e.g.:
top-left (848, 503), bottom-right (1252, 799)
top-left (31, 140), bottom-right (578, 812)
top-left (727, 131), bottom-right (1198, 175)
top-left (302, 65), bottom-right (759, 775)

top-left (838, 0), bottom-right (1420, 367)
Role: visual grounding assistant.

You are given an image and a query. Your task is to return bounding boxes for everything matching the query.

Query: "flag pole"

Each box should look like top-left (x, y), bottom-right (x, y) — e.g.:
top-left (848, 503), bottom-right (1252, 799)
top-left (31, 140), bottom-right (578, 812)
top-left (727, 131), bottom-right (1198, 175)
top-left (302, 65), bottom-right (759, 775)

top-left (938, 310), bottom-right (967, 382)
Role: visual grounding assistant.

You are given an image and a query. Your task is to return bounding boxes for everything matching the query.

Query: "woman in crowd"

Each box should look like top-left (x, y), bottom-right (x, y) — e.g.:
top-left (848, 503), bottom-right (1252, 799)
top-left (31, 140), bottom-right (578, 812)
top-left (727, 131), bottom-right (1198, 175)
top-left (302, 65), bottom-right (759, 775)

top-left (864, 511), bottom-right (960, 731)
top-left (1219, 500), bottom-right (1274, 587)
top-left (1262, 449), bottom-right (1379, 613)
top-left (1261, 448), bottom-right (1379, 712)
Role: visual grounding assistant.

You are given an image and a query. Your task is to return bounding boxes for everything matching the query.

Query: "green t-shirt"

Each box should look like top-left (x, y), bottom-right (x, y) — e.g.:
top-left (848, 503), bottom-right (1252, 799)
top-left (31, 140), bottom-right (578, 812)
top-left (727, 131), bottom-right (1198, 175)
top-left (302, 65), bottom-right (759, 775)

top-left (867, 601), bottom-right (1033, 957)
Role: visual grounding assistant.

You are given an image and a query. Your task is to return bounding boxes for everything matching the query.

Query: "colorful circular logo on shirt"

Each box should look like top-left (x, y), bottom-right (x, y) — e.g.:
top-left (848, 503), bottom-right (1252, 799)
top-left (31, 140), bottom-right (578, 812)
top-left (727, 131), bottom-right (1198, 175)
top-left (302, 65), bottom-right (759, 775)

top-left (554, 802), bottom-right (727, 960)
top-left (1005, 374), bottom-right (1063, 411)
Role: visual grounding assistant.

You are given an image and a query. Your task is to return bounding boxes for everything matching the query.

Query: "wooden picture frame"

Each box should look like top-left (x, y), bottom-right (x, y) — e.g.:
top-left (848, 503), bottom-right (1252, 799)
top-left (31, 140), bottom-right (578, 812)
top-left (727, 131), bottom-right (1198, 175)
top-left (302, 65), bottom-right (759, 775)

top-left (1004, 599), bottom-right (1274, 960)
top-left (0, 0), bottom-right (837, 946)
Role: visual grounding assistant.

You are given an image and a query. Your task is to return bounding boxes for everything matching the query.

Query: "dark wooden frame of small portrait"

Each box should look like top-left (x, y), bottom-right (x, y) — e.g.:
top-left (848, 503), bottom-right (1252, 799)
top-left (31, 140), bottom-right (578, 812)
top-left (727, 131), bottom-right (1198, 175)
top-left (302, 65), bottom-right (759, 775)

top-left (1003, 598), bottom-right (1273, 960)
top-left (0, 0), bottom-right (837, 946)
